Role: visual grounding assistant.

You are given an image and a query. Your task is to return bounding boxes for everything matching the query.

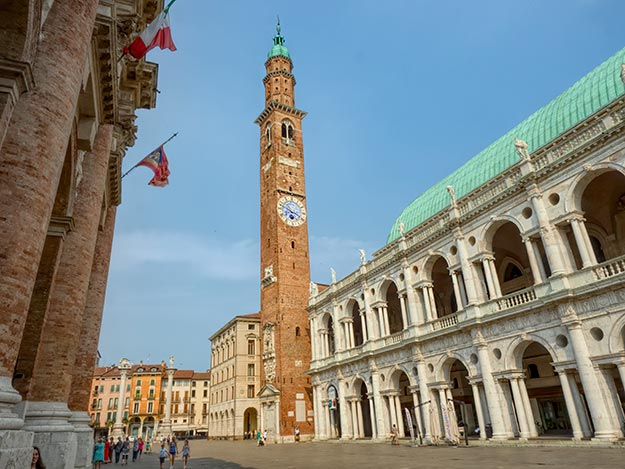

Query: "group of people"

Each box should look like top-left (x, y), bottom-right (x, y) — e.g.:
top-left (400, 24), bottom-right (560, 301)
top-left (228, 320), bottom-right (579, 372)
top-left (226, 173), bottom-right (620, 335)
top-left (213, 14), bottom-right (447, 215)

top-left (158, 436), bottom-right (191, 469)
top-left (253, 429), bottom-right (268, 446)
top-left (93, 435), bottom-right (147, 465)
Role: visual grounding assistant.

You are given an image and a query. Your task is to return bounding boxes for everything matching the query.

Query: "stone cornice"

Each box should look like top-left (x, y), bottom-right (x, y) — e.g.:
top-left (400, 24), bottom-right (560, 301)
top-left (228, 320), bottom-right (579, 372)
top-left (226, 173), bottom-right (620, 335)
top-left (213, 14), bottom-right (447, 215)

top-left (48, 216), bottom-right (75, 238)
top-left (263, 70), bottom-right (296, 85)
top-left (254, 101), bottom-right (307, 126)
top-left (0, 58), bottom-right (35, 104)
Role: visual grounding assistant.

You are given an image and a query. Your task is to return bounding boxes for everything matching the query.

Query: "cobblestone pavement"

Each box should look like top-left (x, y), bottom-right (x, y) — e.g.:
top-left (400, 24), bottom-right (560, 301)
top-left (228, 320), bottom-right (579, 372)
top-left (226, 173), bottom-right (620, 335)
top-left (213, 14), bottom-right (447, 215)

top-left (118, 440), bottom-right (625, 469)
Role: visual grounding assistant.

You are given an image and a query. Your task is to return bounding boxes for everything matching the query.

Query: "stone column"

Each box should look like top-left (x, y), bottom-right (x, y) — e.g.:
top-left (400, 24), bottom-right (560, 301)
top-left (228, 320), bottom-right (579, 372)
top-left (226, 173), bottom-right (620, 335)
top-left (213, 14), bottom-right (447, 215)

top-left (312, 386), bottom-right (319, 439)
top-left (427, 285), bottom-right (438, 319)
top-left (399, 294), bottom-right (408, 329)
top-left (567, 373), bottom-right (592, 438)
top-left (367, 395), bottom-right (377, 439)
top-left (482, 257), bottom-right (498, 299)
top-left (359, 310), bottom-right (369, 342)
top-left (578, 217), bottom-right (598, 265)
top-left (161, 368), bottom-right (175, 436)
top-left (564, 313), bottom-right (617, 439)
top-left (338, 381), bottom-right (351, 440)
top-left (112, 363), bottom-right (130, 437)
top-left (557, 371), bottom-right (584, 439)
top-left (387, 395), bottom-right (397, 430)
top-left (22, 124), bottom-right (111, 466)
top-left (453, 228), bottom-right (480, 304)
top-left (69, 203), bottom-right (116, 469)
top-left (356, 401), bottom-right (365, 439)
top-left (420, 286), bottom-right (433, 322)
top-left (416, 360), bottom-right (432, 443)
top-left (363, 287), bottom-right (377, 340)
top-left (410, 389), bottom-right (422, 441)
top-left (0, 2), bottom-right (99, 466)
top-left (528, 185), bottom-right (566, 276)
top-left (523, 237), bottom-right (544, 285)
top-left (451, 271), bottom-right (464, 311)
top-left (348, 321), bottom-right (355, 348)
top-left (487, 257), bottom-right (503, 297)
top-left (370, 371), bottom-right (387, 438)
top-left (475, 337), bottom-right (507, 439)
top-left (508, 377), bottom-right (531, 439)
top-left (394, 395), bottom-right (405, 437)
top-left (470, 383), bottom-right (487, 440)
top-left (350, 401), bottom-right (358, 439)
top-left (570, 217), bottom-right (594, 268)
top-left (382, 306), bottom-right (390, 337)
top-left (309, 318), bottom-right (317, 359)
top-left (516, 377), bottom-right (537, 437)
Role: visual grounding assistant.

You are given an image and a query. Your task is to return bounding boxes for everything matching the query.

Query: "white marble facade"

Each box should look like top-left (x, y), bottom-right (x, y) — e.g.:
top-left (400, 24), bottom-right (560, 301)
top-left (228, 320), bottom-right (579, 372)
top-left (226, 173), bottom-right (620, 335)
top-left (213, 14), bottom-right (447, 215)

top-left (309, 81), bottom-right (625, 442)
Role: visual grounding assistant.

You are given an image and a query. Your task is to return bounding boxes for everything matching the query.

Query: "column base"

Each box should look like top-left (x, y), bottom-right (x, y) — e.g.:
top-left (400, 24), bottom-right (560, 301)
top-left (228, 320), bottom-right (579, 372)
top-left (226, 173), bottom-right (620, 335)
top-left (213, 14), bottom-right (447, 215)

top-left (0, 376), bottom-right (25, 430)
top-left (69, 411), bottom-right (93, 469)
top-left (490, 432), bottom-right (511, 440)
top-left (22, 401), bottom-right (77, 469)
top-left (0, 429), bottom-right (34, 468)
top-left (111, 423), bottom-right (125, 439)
top-left (591, 430), bottom-right (620, 441)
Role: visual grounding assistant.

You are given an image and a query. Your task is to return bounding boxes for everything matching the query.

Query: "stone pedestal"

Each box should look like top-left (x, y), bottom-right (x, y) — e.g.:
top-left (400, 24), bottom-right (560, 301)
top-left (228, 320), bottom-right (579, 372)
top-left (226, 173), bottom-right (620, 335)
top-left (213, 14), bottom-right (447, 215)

top-left (23, 401), bottom-right (77, 469)
top-left (69, 411), bottom-right (93, 469)
top-left (0, 430), bottom-right (34, 468)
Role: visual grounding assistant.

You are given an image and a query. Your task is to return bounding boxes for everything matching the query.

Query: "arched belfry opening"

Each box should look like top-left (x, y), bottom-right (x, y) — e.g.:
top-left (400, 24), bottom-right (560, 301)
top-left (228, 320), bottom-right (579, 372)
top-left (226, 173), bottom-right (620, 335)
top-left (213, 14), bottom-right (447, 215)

top-left (384, 282), bottom-right (404, 334)
top-left (429, 256), bottom-right (457, 318)
top-left (491, 222), bottom-right (537, 294)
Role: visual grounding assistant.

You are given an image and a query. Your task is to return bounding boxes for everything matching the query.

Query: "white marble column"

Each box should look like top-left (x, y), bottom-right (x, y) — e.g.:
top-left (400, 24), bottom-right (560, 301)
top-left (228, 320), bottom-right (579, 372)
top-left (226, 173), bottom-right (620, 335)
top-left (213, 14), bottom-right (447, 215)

top-left (387, 395), bottom-right (397, 430)
top-left (416, 360), bottom-right (432, 443)
top-left (350, 401), bottom-right (358, 439)
top-left (487, 257), bottom-right (503, 297)
top-left (470, 383), bottom-right (487, 440)
top-left (557, 371), bottom-right (584, 439)
top-left (451, 271), bottom-right (464, 311)
top-left (399, 294), bottom-right (408, 329)
top-left (567, 373), bottom-right (592, 438)
top-left (371, 372), bottom-right (387, 438)
top-left (309, 318), bottom-right (317, 360)
top-left (421, 286), bottom-right (433, 322)
top-left (453, 229), bottom-right (480, 304)
top-left (356, 401), bottom-right (365, 439)
top-left (312, 386), bottom-right (319, 439)
top-left (382, 306), bottom-right (391, 337)
top-left (509, 378), bottom-right (531, 438)
top-left (523, 237), bottom-right (544, 285)
top-left (570, 217), bottom-right (594, 268)
top-left (161, 367), bottom-right (175, 436)
top-left (410, 389), bottom-right (422, 441)
top-left (337, 382), bottom-right (351, 440)
top-left (565, 315), bottom-right (618, 439)
top-left (475, 339), bottom-right (507, 439)
top-left (395, 395), bottom-right (405, 437)
top-left (368, 396), bottom-right (377, 439)
top-left (112, 362), bottom-right (130, 437)
top-left (528, 185), bottom-right (566, 276)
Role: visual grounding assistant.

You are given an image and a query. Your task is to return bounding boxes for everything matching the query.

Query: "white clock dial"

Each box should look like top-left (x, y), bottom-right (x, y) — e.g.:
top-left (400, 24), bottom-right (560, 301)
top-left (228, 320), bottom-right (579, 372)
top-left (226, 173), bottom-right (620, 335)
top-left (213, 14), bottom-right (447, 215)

top-left (277, 196), bottom-right (306, 226)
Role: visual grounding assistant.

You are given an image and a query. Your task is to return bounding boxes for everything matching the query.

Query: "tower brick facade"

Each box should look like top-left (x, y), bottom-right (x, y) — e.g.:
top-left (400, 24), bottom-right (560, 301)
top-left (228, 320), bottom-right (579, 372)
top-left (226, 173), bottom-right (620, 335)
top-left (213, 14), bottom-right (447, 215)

top-left (255, 23), bottom-right (314, 441)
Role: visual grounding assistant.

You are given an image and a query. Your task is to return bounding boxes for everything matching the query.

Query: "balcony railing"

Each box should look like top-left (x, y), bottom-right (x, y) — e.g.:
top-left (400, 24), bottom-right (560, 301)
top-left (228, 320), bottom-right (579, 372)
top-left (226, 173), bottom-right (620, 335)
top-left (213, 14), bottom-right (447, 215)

top-left (496, 286), bottom-right (537, 311)
top-left (593, 256), bottom-right (625, 280)
top-left (431, 312), bottom-right (458, 331)
top-left (384, 330), bottom-right (406, 346)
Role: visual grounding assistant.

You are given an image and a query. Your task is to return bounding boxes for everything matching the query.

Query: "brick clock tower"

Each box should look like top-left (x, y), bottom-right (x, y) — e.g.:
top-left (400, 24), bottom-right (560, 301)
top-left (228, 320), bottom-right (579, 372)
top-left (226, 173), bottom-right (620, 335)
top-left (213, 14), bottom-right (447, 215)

top-left (254, 21), bottom-right (313, 442)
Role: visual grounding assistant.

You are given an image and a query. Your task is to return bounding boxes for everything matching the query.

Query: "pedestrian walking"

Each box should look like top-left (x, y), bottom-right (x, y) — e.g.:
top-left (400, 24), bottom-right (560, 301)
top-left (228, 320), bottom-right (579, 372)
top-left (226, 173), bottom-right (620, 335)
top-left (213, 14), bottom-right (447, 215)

top-left (138, 437), bottom-right (144, 459)
top-left (121, 437), bottom-right (130, 465)
top-left (294, 426), bottom-right (300, 442)
top-left (104, 437), bottom-right (110, 464)
top-left (114, 437), bottom-right (123, 464)
top-left (132, 437), bottom-right (139, 462)
top-left (390, 424), bottom-right (399, 445)
top-left (263, 430), bottom-right (268, 445)
top-left (159, 443), bottom-right (168, 469)
top-left (169, 436), bottom-right (178, 468)
top-left (93, 438), bottom-right (105, 469)
top-left (181, 439), bottom-right (190, 469)
top-left (256, 429), bottom-right (263, 447)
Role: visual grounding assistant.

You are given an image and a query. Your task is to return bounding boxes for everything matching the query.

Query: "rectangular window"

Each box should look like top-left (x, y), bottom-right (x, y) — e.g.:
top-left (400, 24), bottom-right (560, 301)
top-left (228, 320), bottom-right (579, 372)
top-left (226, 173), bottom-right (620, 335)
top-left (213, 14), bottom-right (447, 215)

top-left (247, 385), bottom-right (255, 398)
top-left (133, 402), bottom-right (139, 414)
top-left (124, 411), bottom-right (128, 420)
top-left (191, 390), bottom-right (196, 398)
top-left (248, 364), bottom-right (255, 376)
top-left (204, 381), bottom-right (208, 387)
top-left (107, 412), bottom-right (111, 422)
top-left (248, 324), bottom-right (255, 330)
top-left (126, 384), bottom-right (130, 392)
top-left (125, 397), bottom-right (129, 408)
top-left (148, 402), bottom-right (153, 414)
top-left (108, 398), bottom-right (113, 408)
top-left (112, 412), bottom-right (117, 422)
top-left (247, 340), bottom-right (255, 355)
top-left (203, 389), bottom-right (207, 398)
top-left (295, 400), bottom-right (306, 422)
top-left (100, 385), bottom-right (104, 393)
top-left (114, 397), bottom-right (118, 408)
top-left (116, 384), bottom-right (120, 392)
top-left (110, 384), bottom-right (115, 392)
top-left (97, 398), bottom-right (102, 409)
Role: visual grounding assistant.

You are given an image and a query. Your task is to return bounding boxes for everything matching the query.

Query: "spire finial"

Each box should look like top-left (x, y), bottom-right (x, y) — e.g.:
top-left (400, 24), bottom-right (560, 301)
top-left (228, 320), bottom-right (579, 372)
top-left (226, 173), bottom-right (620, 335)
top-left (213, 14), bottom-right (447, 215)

top-left (277, 15), bottom-right (281, 34)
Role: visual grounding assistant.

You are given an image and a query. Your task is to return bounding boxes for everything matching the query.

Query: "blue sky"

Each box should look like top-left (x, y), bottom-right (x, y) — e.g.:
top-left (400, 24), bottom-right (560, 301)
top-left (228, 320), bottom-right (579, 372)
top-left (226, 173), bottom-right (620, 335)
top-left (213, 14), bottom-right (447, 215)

top-left (99, 0), bottom-right (625, 371)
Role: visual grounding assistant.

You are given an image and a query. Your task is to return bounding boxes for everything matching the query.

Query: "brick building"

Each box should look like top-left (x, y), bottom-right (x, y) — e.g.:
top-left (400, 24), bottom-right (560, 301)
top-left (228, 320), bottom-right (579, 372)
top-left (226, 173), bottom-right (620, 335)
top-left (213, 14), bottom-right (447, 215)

top-left (255, 22), bottom-right (314, 442)
top-left (0, 1), bottom-right (161, 467)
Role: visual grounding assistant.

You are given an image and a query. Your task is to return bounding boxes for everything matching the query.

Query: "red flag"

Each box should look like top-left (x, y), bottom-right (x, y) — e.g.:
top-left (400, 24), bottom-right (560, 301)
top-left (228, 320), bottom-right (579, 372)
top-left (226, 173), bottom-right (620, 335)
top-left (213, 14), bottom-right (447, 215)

top-left (123, 11), bottom-right (176, 59)
top-left (136, 145), bottom-right (171, 187)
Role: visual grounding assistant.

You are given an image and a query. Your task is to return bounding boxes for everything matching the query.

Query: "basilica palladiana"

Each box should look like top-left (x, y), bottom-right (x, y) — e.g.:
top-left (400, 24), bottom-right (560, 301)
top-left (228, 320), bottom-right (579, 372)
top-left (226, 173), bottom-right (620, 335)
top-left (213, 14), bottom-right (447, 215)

top-left (308, 46), bottom-right (625, 442)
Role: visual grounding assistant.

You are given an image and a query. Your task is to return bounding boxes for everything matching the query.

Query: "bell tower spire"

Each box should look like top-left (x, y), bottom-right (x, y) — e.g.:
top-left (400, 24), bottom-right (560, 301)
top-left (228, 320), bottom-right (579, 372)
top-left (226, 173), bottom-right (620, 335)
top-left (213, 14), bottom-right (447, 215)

top-left (255, 21), bottom-right (313, 442)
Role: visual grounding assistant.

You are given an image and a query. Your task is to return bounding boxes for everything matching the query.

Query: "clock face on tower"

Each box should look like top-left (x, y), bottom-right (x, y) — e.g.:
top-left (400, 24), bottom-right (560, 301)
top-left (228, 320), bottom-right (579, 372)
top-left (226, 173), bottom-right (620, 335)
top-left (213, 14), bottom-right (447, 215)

top-left (277, 195), bottom-right (306, 226)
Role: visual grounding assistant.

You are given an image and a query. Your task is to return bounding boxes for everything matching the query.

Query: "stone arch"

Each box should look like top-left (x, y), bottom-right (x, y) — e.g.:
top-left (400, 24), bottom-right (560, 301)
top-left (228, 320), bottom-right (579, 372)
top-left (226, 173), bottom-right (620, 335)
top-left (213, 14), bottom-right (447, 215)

top-left (423, 251), bottom-right (453, 278)
top-left (506, 334), bottom-right (562, 370)
top-left (482, 216), bottom-right (526, 250)
top-left (424, 253), bottom-right (457, 317)
top-left (0, 0), bottom-right (41, 63)
top-left (565, 162), bottom-right (625, 213)
top-left (607, 313), bottom-right (625, 354)
top-left (437, 353), bottom-right (473, 383)
top-left (379, 279), bottom-right (403, 334)
top-left (387, 364), bottom-right (415, 390)
top-left (320, 312), bottom-right (336, 356)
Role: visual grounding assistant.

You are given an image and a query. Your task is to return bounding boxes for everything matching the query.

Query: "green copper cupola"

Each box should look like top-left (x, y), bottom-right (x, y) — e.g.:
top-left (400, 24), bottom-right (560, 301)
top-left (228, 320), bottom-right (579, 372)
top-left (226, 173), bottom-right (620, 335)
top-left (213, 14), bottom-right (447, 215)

top-left (267, 18), bottom-right (291, 59)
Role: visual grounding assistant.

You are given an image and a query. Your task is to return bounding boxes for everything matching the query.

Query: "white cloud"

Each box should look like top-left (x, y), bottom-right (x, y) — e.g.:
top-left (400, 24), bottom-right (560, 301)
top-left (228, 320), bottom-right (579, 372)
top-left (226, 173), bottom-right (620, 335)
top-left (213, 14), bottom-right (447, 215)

top-left (110, 230), bottom-right (258, 281)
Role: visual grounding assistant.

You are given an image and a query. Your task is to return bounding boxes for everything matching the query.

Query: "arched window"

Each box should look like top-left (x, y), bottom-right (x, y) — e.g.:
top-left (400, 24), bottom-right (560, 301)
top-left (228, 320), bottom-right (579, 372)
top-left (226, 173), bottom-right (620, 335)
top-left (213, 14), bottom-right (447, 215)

top-left (265, 125), bottom-right (272, 147)
top-left (590, 236), bottom-right (606, 263)
top-left (295, 326), bottom-right (301, 337)
top-left (281, 123), bottom-right (287, 138)
top-left (527, 364), bottom-right (539, 379)
top-left (288, 125), bottom-right (294, 139)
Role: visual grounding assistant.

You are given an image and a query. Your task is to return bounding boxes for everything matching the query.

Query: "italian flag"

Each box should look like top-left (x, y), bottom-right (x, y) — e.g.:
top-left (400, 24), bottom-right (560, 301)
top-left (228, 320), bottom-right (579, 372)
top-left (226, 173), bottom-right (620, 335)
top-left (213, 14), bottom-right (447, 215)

top-left (123, 11), bottom-right (176, 59)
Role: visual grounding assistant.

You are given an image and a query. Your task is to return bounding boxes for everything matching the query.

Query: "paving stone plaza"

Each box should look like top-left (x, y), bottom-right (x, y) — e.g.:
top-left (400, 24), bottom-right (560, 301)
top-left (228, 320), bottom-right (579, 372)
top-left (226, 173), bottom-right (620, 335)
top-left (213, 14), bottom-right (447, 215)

top-left (124, 440), bottom-right (625, 469)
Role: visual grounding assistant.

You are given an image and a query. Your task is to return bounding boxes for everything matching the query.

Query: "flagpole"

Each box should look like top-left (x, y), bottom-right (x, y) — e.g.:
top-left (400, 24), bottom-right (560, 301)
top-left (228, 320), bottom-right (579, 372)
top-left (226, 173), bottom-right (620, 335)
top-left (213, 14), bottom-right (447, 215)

top-left (121, 132), bottom-right (179, 179)
top-left (164, 0), bottom-right (177, 14)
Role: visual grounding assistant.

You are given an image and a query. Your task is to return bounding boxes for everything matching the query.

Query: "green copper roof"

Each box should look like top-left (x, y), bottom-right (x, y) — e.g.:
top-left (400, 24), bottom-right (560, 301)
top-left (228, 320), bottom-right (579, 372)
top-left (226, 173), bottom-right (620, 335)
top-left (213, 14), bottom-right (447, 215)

top-left (267, 19), bottom-right (290, 60)
top-left (387, 46), bottom-right (625, 244)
